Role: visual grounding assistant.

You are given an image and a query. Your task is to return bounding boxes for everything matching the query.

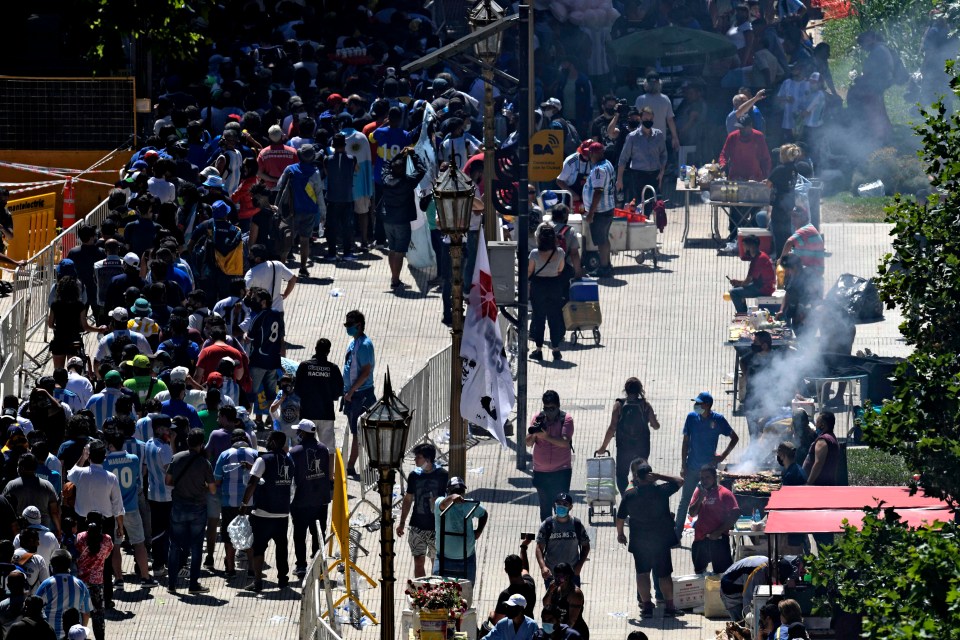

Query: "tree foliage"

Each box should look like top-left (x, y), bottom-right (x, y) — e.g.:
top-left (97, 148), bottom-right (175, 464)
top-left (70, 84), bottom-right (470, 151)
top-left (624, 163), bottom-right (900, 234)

top-left (78, 0), bottom-right (210, 66)
top-left (808, 508), bottom-right (960, 640)
top-left (868, 64), bottom-right (960, 508)
top-left (849, 0), bottom-right (935, 70)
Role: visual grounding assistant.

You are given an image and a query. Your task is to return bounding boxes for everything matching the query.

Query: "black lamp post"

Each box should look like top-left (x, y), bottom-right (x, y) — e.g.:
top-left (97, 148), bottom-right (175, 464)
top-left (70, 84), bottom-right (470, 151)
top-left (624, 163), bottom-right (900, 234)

top-left (468, 0), bottom-right (505, 242)
top-left (433, 163), bottom-right (476, 479)
top-left (360, 371), bottom-right (412, 640)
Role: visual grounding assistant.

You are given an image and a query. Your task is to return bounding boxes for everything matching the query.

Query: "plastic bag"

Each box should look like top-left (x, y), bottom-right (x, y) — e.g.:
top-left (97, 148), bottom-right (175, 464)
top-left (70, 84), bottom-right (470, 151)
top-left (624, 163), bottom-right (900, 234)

top-left (228, 514), bottom-right (254, 551)
top-left (407, 195), bottom-right (437, 271)
top-left (793, 173), bottom-right (811, 219)
top-left (857, 180), bottom-right (885, 197)
top-left (825, 273), bottom-right (884, 322)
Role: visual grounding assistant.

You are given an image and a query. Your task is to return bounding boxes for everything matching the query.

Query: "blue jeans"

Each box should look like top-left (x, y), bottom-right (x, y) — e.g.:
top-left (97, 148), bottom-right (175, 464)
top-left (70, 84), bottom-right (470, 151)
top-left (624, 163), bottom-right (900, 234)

top-left (168, 501), bottom-right (207, 589)
top-left (532, 468), bottom-right (573, 523)
top-left (344, 387), bottom-right (376, 434)
top-left (251, 367), bottom-right (279, 405)
top-left (730, 281), bottom-right (764, 314)
top-left (433, 554), bottom-right (477, 583)
top-left (675, 471), bottom-right (701, 539)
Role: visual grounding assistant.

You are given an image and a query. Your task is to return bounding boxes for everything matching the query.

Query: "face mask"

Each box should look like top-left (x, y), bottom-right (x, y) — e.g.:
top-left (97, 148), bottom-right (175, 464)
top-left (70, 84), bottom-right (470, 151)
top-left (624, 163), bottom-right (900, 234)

top-left (627, 121), bottom-right (640, 130)
top-left (776, 456), bottom-right (784, 467)
top-left (641, 120), bottom-right (654, 129)
top-left (347, 325), bottom-right (360, 337)
top-left (542, 623), bottom-right (555, 634)
top-left (694, 405), bottom-right (706, 416)
top-left (554, 506), bottom-right (570, 518)
top-left (751, 343), bottom-right (763, 353)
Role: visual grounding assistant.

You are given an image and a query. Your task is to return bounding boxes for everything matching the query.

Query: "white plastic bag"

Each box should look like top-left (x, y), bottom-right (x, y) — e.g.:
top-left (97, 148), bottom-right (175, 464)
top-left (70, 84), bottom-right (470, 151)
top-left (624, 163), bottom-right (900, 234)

top-left (407, 194), bottom-right (437, 271)
top-left (228, 514), bottom-right (254, 551)
top-left (857, 180), bottom-right (885, 198)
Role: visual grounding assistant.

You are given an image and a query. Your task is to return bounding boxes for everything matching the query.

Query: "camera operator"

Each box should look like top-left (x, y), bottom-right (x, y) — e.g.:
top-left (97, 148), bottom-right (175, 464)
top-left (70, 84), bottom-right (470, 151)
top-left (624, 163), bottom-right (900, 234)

top-left (591, 95), bottom-right (623, 147)
top-left (525, 390), bottom-right (574, 523)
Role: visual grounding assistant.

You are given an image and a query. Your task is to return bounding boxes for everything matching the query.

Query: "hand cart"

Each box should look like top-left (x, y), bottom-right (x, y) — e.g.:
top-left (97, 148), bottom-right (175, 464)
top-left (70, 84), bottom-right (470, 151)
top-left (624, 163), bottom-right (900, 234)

top-left (586, 452), bottom-right (617, 524)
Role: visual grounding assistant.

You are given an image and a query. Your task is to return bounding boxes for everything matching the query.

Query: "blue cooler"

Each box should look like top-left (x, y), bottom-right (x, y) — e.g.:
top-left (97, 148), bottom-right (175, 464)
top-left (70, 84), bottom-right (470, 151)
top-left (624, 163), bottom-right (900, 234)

top-left (569, 278), bottom-right (600, 302)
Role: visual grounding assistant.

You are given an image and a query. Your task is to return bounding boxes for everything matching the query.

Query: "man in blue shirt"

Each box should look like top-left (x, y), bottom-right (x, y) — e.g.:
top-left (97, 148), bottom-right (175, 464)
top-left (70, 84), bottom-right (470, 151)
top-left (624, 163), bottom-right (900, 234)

top-left (675, 392), bottom-right (739, 538)
top-left (323, 133), bottom-right (358, 260)
top-left (161, 383), bottom-right (203, 431)
top-left (342, 310), bottom-right (374, 477)
top-left (103, 430), bottom-right (153, 584)
top-left (776, 441), bottom-right (807, 486)
top-left (433, 476), bottom-right (487, 583)
top-left (483, 594), bottom-right (538, 640)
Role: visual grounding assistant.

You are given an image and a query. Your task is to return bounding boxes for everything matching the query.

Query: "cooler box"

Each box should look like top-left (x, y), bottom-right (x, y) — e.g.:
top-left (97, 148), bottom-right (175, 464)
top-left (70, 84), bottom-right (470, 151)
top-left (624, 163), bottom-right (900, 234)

top-left (737, 228), bottom-right (773, 261)
top-left (563, 301), bottom-right (601, 330)
top-left (673, 575), bottom-right (705, 610)
top-left (627, 222), bottom-right (657, 251)
top-left (609, 218), bottom-right (628, 252)
top-left (568, 278), bottom-right (599, 302)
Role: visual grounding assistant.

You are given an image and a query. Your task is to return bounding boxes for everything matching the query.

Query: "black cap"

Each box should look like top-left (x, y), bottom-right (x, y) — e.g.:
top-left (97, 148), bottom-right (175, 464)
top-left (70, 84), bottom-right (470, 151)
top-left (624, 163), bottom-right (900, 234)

top-left (447, 476), bottom-right (467, 491)
top-left (231, 428), bottom-right (250, 444)
top-left (554, 492), bottom-right (573, 505)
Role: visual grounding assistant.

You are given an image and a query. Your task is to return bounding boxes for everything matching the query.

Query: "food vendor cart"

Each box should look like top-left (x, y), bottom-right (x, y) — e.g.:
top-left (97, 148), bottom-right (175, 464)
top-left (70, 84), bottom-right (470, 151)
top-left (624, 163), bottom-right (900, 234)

top-left (724, 314), bottom-right (796, 412)
top-left (706, 180), bottom-right (772, 245)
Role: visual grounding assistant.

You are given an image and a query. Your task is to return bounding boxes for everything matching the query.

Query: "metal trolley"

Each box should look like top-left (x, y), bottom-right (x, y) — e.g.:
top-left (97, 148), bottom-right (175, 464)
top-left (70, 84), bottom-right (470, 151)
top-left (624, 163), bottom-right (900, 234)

top-left (585, 452), bottom-right (617, 524)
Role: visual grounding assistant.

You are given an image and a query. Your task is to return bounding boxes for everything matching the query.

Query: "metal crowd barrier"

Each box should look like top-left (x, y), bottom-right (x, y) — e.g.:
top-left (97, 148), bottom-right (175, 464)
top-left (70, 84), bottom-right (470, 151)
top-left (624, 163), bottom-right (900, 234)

top-left (299, 551), bottom-right (343, 640)
top-left (0, 298), bottom-right (25, 399)
top-left (14, 196), bottom-right (112, 341)
top-left (351, 346), bottom-right (453, 518)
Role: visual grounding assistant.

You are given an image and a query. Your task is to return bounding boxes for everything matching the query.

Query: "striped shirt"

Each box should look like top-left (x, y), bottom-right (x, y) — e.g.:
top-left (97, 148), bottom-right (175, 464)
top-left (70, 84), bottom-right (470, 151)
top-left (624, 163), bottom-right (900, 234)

top-left (36, 574), bottom-right (93, 637)
top-left (123, 436), bottom-right (147, 476)
top-left (144, 437), bottom-right (173, 502)
top-left (786, 224), bottom-right (825, 274)
top-left (222, 378), bottom-right (241, 406)
top-left (583, 160), bottom-right (617, 213)
top-left (85, 388), bottom-right (124, 429)
top-left (103, 451), bottom-right (141, 512)
top-left (94, 329), bottom-right (154, 362)
top-left (53, 388), bottom-right (83, 413)
top-left (214, 446), bottom-right (258, 507)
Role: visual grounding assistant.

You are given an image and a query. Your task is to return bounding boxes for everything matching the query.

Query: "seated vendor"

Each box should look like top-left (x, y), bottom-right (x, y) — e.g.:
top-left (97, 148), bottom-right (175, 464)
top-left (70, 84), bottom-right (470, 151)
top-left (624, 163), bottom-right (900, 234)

top-left (729, 235), bottom-right (776, 313)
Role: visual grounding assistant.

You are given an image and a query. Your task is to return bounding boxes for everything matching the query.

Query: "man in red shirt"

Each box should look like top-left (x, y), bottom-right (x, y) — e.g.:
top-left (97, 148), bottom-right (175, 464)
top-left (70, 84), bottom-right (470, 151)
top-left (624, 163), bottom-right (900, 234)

top-left (688, 465), bottom-right (739, 574)
top-left (729, 235), bottom-right (775, 313)
top-left (257, 125), bottom-right (298, 193)
top-left (720, 115), bottom-right (772, 240)
top-left (194, 326), bottom-right (246, 386)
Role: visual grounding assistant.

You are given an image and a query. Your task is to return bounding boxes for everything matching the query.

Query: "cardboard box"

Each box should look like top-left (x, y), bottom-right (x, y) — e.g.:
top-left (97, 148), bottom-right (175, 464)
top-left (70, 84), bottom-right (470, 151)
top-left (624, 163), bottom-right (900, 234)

top-left (673, 574), bottom-right (705, 610)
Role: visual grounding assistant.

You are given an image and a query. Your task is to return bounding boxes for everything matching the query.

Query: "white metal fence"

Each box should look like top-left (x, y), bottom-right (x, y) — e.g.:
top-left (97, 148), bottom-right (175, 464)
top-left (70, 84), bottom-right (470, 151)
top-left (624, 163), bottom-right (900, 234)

top-left (0, 297), bottom-right (25, 399)
top-left (299, 551), bottom-right (344, 640)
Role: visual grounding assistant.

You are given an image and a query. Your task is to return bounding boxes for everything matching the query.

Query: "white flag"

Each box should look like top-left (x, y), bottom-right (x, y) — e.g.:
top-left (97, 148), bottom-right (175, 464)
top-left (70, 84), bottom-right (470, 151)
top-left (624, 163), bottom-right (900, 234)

top-left (460, 233), bottom-right (515, 446)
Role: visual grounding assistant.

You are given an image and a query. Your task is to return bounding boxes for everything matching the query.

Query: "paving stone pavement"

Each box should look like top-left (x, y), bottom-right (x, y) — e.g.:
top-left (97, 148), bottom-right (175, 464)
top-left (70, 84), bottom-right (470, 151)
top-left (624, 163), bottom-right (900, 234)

top-left (48, 200), bottom-right (906, 639)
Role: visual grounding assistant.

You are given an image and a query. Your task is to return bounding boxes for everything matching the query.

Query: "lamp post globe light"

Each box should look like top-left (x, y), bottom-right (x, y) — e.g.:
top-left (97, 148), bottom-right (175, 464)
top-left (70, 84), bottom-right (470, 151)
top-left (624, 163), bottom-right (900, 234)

top-left (433, 163), bottom-right (475, 480)
top-left (360, 371), bottom-right (412, 640)
top-left (469, 0), bottom-right (504, 242)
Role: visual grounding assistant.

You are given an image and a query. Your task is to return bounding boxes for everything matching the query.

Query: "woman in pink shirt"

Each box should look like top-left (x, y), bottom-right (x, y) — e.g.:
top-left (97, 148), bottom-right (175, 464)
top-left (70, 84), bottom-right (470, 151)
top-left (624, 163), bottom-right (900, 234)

top-left (525, 390), bottom-right (575, 522)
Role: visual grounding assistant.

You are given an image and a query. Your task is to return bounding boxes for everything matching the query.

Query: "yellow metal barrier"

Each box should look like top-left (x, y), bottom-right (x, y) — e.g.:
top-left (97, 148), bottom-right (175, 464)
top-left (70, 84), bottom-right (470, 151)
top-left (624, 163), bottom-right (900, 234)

top-left (6, 192), bottom-right (57, 261)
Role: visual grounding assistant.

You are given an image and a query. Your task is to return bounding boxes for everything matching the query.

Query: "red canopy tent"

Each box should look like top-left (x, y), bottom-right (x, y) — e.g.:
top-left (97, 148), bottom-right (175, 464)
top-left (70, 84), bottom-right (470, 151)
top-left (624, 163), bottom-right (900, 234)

top-left (763, 486), bottom-right (954, 534)
top-left (765, 486), bottom-right (945, 512)
top-left (766, 507), bottom-right (953, 534)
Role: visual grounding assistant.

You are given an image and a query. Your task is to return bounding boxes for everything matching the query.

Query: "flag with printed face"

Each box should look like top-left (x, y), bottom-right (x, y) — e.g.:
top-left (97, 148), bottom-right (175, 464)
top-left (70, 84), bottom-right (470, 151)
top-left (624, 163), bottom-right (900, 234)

top-left (460, 233), bottom-right (515, 446)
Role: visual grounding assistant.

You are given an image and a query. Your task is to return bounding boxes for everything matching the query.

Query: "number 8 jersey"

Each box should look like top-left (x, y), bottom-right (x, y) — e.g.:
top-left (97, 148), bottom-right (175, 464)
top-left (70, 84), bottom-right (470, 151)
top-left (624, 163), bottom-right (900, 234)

top-left (248, 307), bottom-right (285, 370)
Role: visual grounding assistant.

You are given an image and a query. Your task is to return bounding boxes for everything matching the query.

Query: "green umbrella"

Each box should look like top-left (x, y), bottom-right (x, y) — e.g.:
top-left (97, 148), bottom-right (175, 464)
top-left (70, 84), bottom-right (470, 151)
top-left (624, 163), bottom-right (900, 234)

top-left (610, 26), bottom-right (738, 67)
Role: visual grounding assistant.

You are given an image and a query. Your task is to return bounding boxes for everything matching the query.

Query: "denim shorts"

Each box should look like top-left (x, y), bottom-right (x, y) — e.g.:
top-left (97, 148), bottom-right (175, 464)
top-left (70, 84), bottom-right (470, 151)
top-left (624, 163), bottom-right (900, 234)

top-left (384, 222), bottom-right (412, 253)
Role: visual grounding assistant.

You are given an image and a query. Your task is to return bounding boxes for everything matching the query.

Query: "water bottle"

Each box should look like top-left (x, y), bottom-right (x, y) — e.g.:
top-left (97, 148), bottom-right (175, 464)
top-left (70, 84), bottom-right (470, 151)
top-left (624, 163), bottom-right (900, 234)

top-left (752, 508), bottom-right (762, 522)
top-left (222, 462), bottom-right (243, 473)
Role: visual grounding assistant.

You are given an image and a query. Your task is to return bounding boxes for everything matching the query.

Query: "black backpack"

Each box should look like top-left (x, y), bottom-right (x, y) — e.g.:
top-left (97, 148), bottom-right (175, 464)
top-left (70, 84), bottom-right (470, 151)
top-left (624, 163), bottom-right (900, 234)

top-left (108, 331), bottom-right (134, 366)
top-left (615, 398), bottom-right (650, 446)
top-left (170, 338), bottom-right (195, 369)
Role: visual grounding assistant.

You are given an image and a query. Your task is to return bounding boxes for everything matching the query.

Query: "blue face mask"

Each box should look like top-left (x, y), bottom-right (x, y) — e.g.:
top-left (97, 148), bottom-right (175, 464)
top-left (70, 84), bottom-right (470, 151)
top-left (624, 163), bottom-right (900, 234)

top-left (554, 506), bottom-right (570, 518)
top-left (542, 623), bottom-right (555, 634)
top-left (347, 325), bottom-right (360, 337)
top-left (694, 405), bottom-right (706, 416)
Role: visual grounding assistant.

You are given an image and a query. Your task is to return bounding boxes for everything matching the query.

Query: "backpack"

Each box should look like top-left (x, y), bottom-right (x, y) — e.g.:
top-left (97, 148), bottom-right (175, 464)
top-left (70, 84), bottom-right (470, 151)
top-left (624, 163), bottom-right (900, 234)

top-left (170, 339), bottom-right (194, 369)
top-left (615, 398), bottom-right (650, 446)
top-left (555, 224), bottom-right (571, 254)
top-left (108, 332), bottom-right (134, 366)
top-left (212, 225), bottom-right (245, 276)
top-left (555, 119), bottom-right (581, 157)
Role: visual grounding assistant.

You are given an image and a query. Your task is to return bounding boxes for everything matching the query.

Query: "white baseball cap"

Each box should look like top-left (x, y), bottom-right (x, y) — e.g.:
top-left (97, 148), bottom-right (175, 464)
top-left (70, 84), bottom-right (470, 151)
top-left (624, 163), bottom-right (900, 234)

top-left (169, 366), bottom-right (189, 383)
top-left (108, 307), bottom-right (129, 322)
top-left (505, 594), bottom-right (527, 609)
top-left (296, 419), bottom-right (316, 433)
top-left (123, 252), bottom-right (140, 268)
top-left (68, 625), bottom-right (90, 640)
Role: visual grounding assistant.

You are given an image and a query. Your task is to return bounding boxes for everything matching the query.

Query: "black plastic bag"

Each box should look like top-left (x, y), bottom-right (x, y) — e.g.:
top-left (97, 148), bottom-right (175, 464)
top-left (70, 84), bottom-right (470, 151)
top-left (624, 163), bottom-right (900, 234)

top-left (825, 273), bottom-right (884, 322)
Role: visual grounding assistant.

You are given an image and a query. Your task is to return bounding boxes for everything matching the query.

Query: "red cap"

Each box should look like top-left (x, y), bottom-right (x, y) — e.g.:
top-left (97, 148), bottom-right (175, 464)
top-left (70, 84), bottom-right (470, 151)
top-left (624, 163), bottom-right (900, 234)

top-left (206, 372), bottom-right (224, 388)
top-left (578, 139), bottom-right (592, 155)
top-left (327, 93), bottom-right (345, 105)
top-left (588, 142), bottom-right (604, 154)
top-left (144, 150), bottom-right (159, 159)
top-left (226, 113), bottom-right (242, 122)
